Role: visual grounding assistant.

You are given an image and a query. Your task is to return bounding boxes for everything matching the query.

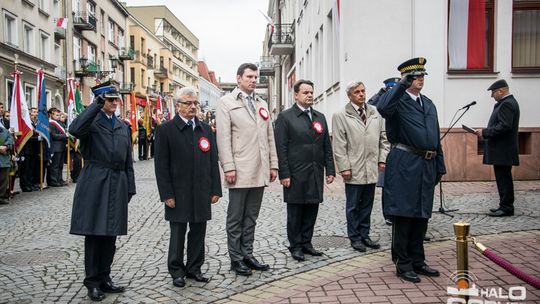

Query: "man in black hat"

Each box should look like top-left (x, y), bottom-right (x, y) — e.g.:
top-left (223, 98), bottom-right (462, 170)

top-left (377, 57), bottom-right (446, 283)
top-left (474, 79), bottom-right (520, 217)
top-left (69, 82), bottom-right (136, 301)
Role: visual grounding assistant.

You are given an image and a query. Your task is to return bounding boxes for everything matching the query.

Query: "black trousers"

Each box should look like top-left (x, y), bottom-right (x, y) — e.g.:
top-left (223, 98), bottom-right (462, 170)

top-left (345, 183), bottom-right (376, 241)
top-left (138, 138), bottom-right (147, 160)
top-left (49, 151), bottom-right (65, 185)
top-left (84, 235), bottom-right (117, 289)
top-left (287, 203), bottom-right (319, 250)
top-left (392, 216), bottom-right (428, 273)
top-left (168, 221), bottom-right (207, 279)
top-left (494, 165), bottom-right (514, 213)
top-left (19, 155), bottom-right (36, 191)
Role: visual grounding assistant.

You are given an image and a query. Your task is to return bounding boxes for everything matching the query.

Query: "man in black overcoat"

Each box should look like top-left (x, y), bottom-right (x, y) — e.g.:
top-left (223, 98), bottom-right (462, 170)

top-left (377, 57), bottom-right (446, 283)
top-left (475, 79), bottom-right (520, 217)
top-left (137, 112), bottom-right (147, 160)
top-left (154, 87), bottom-right (221, 288)
top-left (48, 108), bottom-right (67, 186)
top-left (274, 80), bottom-right (335, 262)
top-left (69, 83), bottom-right (136, 301)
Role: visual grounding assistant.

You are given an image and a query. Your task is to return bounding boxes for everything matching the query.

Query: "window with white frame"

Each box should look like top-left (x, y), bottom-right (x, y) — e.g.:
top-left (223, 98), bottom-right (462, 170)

top-left (25, 84), bottom-right (36, 108)
top-left (87, 44), bottom-right (96, 63)
top-left (72, 0), bottom-right (80, 13)
top-left (40, 31), bottom-right (50, 61)
top-left (118, 29), bottom-right (125, 48)
top-left (53, 0), bottom-right (60, 18)
top-left (3, 10), bottom-right (17, 47)
top-left (23, 22), bottom-right (34, 55)
top-left (45, 90), bottom-right (51, 108)
top-left (54, 42), bottom-right (61, 65)
top-left (108, 20), bottom-right (114, 43)
top-left (38, 0), bottom-right (48, 11)
top-left (87, 1), bottom-right (95, 19)
top-left (73, 36), bottom-right (80, 61)
top-left (5, 80), bottom-right (14, 111)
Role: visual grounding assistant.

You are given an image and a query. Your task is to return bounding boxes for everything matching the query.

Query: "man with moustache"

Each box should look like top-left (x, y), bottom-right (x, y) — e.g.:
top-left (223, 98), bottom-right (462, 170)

top-left (274, 80), bottom-right (335, 261)
top-left (216, 63), bottom-right (278, 276)
top-left (377, 57), bottom-right (446, 283)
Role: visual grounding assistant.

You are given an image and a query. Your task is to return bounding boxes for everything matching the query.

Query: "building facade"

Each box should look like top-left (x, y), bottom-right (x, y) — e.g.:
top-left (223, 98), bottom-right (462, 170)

top-left (197, 60), bottom-right (223, 111)
top-left (264, 0), bottom-right (539, 181)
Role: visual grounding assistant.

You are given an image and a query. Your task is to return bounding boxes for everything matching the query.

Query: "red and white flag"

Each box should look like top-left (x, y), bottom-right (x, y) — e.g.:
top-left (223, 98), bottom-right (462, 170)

top-left (67, 78), bottom-right (76, 127)
top-left (154, 95), bottom-right (162, 124)
top-left (56, 18), bottom-right (68, 29)
top-left (9, 71), bottom-right (34, 154)
top-left (448, 0), bottom-right (486, 69)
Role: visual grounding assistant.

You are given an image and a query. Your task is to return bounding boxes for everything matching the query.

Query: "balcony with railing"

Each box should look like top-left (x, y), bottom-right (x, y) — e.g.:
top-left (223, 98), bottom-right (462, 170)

top-left (73, 12), bottom-right (97, 31)
top-left (269, 24), bottom-right (295, 56)
top-left (134, 51), bottom-right (147, 66)
top-left (74, 58), bottom-right (98, 77)
top-left (154, 65), bottom-right (168, 79)
top-left (119, 82), bottom-right (134, 94)
top-left (54, 27), bottom-right (66, 39)
top-left (54, 66), bottom-right (66, 80)
top-left (259, 56), bottom-right (275, 76)
top-left (118, 48), bottom-right (134, 61)
top-left (147, 55), bottom-right (154, 69)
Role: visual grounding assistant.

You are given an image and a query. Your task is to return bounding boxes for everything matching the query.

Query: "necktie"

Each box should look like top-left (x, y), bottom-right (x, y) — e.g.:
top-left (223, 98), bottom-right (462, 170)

top-left (187, 120), bottom-right (194, 131)
top-left (304, 109), bottom-right (312, 121)
top-left (358, 107), bottom-right (366, 124)
top-left (416, 97), bottom-right (422, 107)
top-left (247, 96), bottom-right (256, 115)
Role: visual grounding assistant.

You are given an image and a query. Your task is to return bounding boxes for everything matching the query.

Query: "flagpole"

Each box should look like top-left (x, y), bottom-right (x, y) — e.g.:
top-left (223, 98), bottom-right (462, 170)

top-left (40, 141), bottom-right (43, 190)
top-left (66, 140), bottom-right (71, 185)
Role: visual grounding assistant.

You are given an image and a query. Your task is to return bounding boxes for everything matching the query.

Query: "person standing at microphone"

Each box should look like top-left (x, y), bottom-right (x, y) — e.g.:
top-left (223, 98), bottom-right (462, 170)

top-left (474, 79), bottom-right (520, 217)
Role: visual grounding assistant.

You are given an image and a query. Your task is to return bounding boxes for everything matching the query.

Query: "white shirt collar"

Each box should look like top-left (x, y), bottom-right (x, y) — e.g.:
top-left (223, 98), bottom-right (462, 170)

top-left (179, 115), bottom-right (195, 128)
top-left (296, 103), bottom-right (310, 112)
top-left (350, 102), bottom-right (365, 112)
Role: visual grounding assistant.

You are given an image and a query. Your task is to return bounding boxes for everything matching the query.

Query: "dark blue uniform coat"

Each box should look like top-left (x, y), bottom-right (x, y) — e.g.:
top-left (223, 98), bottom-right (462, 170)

top-left (154, 115), bottom-right (222, 223)
top-left (274, 104), bottom-right (335, 204)
top-left (482, 95), bottom-right (520, 166)
top-left (377, 84), bottom-right (446, 219)
top-left (69, 102), bottom-right (136, 236)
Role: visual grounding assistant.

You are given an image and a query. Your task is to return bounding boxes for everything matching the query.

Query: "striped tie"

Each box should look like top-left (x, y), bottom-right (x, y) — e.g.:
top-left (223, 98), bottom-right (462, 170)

top-left (247, 96), bottom-right (256, 115)
top-left (358, 107), bottom-right (366, 124)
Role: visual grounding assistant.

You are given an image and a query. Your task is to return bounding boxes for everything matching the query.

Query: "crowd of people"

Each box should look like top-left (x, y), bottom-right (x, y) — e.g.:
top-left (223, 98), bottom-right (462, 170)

top-left (1, 58), bottom-right (518, 302)
top-left (0, 104), bottom-right (77, 205)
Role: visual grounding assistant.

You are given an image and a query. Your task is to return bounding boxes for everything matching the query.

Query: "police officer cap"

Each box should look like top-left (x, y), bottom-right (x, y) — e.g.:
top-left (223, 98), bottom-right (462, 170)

top-left (487, 79), bottom-right (508, 91)
top-left (383, 77), bottom-right (401, 88)
top-left (91, 81), bottom-right (120, 99)
top-left (397, 57), bottom-right (428, 75)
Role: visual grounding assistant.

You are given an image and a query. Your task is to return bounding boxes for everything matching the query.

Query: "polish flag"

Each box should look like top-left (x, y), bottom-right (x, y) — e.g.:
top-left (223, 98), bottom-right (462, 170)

top-left (9, 71), bottom-right (34, 154)
top-left (154, 95), bottom-right (162, 124)
top-left (56, 18), bottom-right (68, 29)
top-left (448, 0), bottom-right (486, 69)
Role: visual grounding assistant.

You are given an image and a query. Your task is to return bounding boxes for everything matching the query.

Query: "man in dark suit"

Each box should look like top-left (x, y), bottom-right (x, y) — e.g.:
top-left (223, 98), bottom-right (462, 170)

top-left (48, 108), bottom-right (67, 186)
top-left (274, 80), bottom-right (335, 262)
top-left (154, 87), bottom-right (222, 288)
top-left (475, 79), bottom-right (520, 217)
top-left (377, 57), bottom-right (446, 283)
top-left (137, 113), bottom-right (147, 160)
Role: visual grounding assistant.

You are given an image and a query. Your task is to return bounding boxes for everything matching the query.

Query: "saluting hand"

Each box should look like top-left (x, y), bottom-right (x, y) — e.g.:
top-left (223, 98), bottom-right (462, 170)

top-left (164, 198), bottom-right (175, 208)
top-left (281, 178), bottom-right (291, 188)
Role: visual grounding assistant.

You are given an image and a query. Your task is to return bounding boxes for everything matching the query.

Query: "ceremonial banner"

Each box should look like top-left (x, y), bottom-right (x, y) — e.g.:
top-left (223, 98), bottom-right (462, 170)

top-left (67, 79), bottom-right (76, 126)
top-left (130, 91), bottom-right (138, 142)
top-left (9, 71), bottom-right (33, 153)
top-left (36, 68), bottom-right (50, 148)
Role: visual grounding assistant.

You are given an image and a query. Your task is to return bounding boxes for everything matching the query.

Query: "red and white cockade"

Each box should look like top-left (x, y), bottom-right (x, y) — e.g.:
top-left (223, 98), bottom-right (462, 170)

top-left (199, 137), bottom-right (211, 152)
top-left (312, 121), bottom-right (323, 134)
top-left (259, 107), bottom-right (269, 120)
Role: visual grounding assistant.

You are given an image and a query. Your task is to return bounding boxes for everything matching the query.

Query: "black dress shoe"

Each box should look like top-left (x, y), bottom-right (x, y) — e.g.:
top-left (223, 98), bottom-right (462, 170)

top-left (489, 207), bottom-right (499, 213)
top-left (397, 271), bottom-right (421, 283)
top-left (488, 209), bottom-right (514, 217)
top-left (87, 287), bottom-right (105, 301)
top-left (0, 199), bottom-right (9, 205)
top-left (172, 276), bottom-right (186, 287)
top-left (290, 248), bottom-right (305, 261)
top-left (100, 281), bottom-right (125, 293)
top-left (302, 247), bottom-right (323, 256)
top-left (424, 236), bottom-right (431, 242)
top-left (351, 241), bottom-right (366, 252)
top-left (243, 257), bottom-right (270, 271)
top-left (361, 238), bottom-right (381, 249)
top-left (414, 265), bottom-right (440, 277)
top-left (21, 188), bottom-right (33, 192)
top-left (231, 260), bottom-right (252, 276)
top-left (186, 273), bottom-right (210, 283)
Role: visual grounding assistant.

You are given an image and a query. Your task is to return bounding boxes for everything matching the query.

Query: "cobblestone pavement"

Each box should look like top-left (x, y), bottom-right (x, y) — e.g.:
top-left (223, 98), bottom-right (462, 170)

top-left (0, 159), bottom-right (538, 303)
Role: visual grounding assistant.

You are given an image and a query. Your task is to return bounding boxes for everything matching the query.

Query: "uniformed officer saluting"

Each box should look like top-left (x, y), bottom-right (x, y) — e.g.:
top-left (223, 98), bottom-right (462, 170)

top-left (69, 82), bottom-right (136, 301)
top-left (377, 57), bottom-right (446, 283)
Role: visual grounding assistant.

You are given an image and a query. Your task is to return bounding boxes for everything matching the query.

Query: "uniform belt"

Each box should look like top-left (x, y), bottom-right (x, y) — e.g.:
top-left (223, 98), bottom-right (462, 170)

top-left (86, 160), bottom-right (125, 171)
top-left (393, 143), bottom-right (437, 160)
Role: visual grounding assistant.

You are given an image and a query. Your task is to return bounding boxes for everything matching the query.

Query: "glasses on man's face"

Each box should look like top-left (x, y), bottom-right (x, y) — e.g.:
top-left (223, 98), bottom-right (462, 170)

top-left (178, 101), bottom-right (199, 107)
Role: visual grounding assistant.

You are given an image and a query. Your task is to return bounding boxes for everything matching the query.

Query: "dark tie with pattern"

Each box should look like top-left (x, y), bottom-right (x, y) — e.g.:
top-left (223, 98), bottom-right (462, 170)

top-left (358, 107), bottom-right (366, 124)
top-left (304, 109), bottom-right (312, 121)
top-left (247, 96), bottom-right (256, 115)
top-left (187, 120), bottom-right (194, 131)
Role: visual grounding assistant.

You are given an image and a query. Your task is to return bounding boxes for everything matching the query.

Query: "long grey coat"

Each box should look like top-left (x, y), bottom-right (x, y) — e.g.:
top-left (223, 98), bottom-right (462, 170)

top-left (69, 102), bottom-right (136, 236)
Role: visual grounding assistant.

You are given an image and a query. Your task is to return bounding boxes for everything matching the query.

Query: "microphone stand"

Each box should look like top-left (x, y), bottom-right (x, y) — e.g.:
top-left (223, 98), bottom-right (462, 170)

top-left (436, 105), bottom-right (473, 217)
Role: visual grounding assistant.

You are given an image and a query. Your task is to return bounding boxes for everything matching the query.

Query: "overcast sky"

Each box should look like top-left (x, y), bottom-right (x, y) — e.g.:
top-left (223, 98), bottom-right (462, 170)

top-left (125, 0), bottom-right (270, 82)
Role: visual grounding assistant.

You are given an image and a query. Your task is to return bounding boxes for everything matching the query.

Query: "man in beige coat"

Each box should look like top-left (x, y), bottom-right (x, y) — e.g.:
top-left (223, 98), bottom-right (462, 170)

top-left (332, 81), bottom-right (390, 252)
top-left (216, 63), bottom-right (278, 276)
